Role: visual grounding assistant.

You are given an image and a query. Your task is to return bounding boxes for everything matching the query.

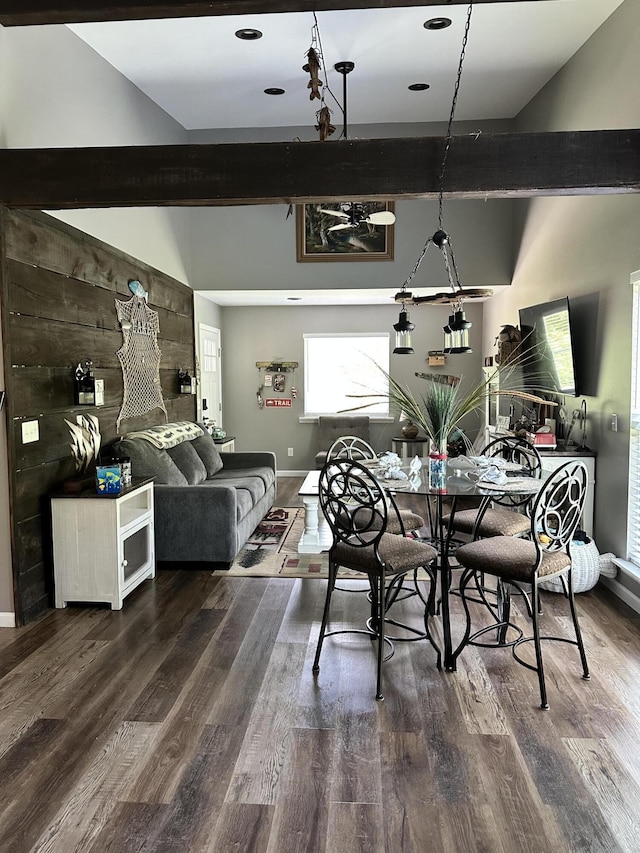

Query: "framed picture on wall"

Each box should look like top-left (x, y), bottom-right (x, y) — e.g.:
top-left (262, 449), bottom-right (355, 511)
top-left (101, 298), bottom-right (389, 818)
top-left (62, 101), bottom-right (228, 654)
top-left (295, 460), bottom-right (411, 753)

top-left (296, 201), bottom-right (395, 262)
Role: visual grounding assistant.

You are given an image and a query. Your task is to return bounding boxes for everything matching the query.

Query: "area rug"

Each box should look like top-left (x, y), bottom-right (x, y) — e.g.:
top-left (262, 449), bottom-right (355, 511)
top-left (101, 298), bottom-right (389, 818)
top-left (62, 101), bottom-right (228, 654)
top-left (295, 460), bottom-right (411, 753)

top-left (212, 507), bottom-right (333, 579)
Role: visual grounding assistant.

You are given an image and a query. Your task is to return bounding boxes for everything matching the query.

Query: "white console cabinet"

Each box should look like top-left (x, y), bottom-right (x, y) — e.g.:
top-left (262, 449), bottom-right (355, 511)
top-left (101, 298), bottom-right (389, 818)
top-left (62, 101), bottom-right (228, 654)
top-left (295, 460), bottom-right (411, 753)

top-left (52, 478), bottom-right (155, 610)
top-left (539, 451), bottom-right (596, 538)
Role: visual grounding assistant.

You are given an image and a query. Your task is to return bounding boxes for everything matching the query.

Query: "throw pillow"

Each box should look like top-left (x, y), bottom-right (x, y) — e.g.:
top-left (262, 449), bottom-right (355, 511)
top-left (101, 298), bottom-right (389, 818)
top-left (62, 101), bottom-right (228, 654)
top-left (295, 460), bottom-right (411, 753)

top-left (191, 431), bottom-right (224, 478)
top-left (114, 439), bottom-right (187, 486)
top-left (166, 441), bottom-right (207, 485)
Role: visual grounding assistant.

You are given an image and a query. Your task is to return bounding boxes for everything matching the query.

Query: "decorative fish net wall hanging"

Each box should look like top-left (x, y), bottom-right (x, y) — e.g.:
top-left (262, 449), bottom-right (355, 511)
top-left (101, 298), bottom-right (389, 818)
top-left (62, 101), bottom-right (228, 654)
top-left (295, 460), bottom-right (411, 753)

top-left (115, 295), bottom-right (167, 431)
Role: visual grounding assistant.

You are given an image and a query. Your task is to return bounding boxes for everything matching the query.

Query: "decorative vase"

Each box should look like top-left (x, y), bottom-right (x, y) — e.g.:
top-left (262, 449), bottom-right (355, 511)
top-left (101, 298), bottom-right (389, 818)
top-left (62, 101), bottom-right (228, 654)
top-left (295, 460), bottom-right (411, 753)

top-left (401, 421), bottom-right (419, 439)
top-left (428, 445), bottom-right (448, 492)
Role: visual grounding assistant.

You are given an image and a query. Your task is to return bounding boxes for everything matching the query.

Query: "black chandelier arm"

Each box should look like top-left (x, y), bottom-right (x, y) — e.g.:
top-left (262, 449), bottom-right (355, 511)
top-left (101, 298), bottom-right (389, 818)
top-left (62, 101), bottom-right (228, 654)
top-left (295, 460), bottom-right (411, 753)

top-left (438, 234), bottom-right (463, 293)
top-left (398, 235), bottom-right (435, 293)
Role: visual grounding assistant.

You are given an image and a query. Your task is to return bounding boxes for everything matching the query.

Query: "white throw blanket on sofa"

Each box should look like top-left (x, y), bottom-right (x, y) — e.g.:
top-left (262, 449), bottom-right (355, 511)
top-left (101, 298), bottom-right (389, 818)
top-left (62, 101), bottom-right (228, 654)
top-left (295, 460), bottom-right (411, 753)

top-left (125, 421), bottom-right (204, 449)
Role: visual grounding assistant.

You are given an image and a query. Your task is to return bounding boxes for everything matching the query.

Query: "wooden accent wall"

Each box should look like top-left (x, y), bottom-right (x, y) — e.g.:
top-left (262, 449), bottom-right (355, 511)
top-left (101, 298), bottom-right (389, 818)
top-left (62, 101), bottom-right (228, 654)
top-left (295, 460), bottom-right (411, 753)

top-left (0, 208), bottom-right (196, 624)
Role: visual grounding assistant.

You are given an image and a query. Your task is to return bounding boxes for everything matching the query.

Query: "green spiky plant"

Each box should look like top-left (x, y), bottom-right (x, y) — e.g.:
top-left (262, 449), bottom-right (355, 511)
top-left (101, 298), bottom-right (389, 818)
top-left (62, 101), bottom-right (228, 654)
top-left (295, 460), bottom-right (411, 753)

top-left (348, 346), bottom-right (553, 452)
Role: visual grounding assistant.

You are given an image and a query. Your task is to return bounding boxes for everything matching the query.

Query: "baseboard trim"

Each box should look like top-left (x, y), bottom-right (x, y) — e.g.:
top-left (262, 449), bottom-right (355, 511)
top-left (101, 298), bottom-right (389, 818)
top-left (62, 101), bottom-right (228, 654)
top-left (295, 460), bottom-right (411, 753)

top-left (277, 470), bottom-right (309, 477)
top-left (0, 612), bottom-right (16, 628)
top-left (599, 576), bottom-right (640, 615)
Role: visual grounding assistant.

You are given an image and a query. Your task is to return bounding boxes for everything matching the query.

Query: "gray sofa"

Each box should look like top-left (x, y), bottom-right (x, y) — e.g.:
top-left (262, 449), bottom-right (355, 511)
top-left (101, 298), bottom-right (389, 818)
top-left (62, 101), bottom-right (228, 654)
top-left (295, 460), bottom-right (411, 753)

top-left (112, 422), bottom-right (276, 565)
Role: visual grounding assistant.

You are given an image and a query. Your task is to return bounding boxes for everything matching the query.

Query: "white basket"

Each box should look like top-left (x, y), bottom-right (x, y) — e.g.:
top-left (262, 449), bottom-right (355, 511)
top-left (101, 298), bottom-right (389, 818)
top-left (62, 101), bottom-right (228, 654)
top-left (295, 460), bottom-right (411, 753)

top-left (540, 540), bottom-right (600, 593)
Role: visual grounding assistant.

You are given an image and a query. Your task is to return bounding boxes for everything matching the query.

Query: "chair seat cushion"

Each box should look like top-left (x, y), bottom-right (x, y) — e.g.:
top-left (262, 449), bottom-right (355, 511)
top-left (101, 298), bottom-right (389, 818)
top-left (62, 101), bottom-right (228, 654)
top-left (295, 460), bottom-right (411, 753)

top-left (333, 533), bottom-right (436, 576)
top-left (388, 510), bottom-right (424, 534)
top-left (444, 507), bottom-right (530, 538)
top-left (455, 535), bottom-right (571, 582)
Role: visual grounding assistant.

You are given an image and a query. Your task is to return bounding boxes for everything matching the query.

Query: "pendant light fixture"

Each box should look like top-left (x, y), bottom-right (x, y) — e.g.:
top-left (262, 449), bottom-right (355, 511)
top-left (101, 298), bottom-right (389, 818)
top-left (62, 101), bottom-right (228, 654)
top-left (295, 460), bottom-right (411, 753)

top-left (393, 305), bottom-right (415, 354)
top-left (392, 3), bottom-right (492, 354)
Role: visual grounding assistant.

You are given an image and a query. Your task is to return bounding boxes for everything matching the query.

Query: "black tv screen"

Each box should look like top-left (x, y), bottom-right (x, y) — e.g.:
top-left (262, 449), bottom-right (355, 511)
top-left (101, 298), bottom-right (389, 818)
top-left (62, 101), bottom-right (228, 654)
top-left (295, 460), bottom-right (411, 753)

top-left (518, 297), bottom-right (579, 397)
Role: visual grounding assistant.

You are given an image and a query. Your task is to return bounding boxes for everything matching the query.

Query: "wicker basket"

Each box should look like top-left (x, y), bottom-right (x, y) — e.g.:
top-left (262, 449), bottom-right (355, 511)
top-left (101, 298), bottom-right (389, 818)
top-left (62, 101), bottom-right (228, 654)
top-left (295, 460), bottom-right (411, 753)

top-left (540, 539), bottom-right (601, 593)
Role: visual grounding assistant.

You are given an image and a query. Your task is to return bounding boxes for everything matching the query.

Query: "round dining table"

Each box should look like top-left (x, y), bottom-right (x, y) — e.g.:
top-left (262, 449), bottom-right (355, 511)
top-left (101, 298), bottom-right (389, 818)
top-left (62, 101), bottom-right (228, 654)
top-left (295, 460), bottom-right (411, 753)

top-left (382, 458), bottom-right (543, 670)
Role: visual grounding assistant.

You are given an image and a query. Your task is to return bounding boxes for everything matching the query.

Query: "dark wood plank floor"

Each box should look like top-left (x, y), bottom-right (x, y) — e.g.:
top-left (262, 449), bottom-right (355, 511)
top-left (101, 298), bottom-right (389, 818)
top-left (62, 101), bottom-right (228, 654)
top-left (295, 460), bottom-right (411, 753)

top-left (1, 476), bottom-right (640, 852)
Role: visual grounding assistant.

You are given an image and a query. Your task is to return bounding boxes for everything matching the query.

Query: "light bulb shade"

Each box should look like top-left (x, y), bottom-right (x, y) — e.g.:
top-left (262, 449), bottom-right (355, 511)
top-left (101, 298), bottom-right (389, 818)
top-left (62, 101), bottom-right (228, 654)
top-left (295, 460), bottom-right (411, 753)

top-left (449, 309), bottom-right (472, 353)
top-left (393, 307), bottom-right (415, 354)
top-left (442, 314), bottom-right (454, 353)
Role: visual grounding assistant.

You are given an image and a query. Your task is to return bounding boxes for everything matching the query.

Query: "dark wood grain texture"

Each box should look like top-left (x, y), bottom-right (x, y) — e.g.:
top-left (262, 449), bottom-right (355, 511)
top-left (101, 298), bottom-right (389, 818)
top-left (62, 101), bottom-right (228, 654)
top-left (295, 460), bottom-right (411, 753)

top-left (0, 499), bottom-right (639, 852)
top-left (0, 207), bottom-right (196, 623)
top-left (0, 131), bottom-right (638, 209)
top-left (0, 0), bottom-right (562, 27)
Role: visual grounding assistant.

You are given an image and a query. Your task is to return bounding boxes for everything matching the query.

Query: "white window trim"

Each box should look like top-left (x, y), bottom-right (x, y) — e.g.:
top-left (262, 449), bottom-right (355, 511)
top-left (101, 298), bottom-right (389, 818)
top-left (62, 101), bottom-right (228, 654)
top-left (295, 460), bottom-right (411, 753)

top-left (625, 270), bottom-right (640, 569)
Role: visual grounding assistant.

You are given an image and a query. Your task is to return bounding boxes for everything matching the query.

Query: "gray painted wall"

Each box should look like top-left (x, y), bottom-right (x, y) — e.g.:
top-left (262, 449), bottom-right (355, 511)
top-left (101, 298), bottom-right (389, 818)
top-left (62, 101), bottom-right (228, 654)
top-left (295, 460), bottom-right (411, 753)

top-left (218, 301), bottom-right (484, 471)
top-left (483, 0), bottom-right (640, 559)
top-left (188, 197), bottom-right (515, 294)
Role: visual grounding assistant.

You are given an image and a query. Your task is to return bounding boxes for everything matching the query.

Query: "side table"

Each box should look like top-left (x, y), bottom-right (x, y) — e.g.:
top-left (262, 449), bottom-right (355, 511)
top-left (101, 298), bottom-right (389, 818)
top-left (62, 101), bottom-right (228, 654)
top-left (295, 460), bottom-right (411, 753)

top-left (214, 435), bottom-right (236, 452)
top-left (51, 477), bottom-right (155, 610)
top-left (391, 436), bottom-right (429, 458)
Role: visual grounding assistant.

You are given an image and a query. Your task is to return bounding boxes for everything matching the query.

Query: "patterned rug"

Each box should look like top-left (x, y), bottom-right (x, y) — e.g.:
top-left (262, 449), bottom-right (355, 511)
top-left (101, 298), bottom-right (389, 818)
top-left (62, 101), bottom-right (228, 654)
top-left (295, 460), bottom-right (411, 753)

top-left (212, 507), bottom-right (332, 579)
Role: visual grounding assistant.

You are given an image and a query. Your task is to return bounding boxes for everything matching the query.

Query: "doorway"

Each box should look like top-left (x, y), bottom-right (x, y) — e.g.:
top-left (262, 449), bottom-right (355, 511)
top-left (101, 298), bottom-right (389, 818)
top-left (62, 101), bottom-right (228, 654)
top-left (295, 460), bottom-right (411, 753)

top-left (198, 324), bottom-right (222, 428)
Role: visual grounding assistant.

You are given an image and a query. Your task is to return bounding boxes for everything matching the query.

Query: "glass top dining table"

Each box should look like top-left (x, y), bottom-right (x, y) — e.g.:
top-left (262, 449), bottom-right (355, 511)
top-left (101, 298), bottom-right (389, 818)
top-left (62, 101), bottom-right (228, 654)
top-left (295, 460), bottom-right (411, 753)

top-left (379, 458), bottom-right (542, 670)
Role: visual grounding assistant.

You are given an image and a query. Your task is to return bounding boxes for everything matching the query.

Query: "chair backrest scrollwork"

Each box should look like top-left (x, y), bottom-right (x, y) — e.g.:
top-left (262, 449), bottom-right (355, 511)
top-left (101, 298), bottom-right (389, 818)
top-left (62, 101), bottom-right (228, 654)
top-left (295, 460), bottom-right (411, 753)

top-left (319, 458), bottom-right (388, 551)
top-left (531, 460), bottom-right (588, 560)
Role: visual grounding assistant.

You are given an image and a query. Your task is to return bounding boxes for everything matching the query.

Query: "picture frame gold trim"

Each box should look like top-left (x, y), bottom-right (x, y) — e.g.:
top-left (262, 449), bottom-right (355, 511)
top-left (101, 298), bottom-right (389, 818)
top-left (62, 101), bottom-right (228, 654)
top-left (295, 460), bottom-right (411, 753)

top-left (296, 201), bottom-right (395, 262)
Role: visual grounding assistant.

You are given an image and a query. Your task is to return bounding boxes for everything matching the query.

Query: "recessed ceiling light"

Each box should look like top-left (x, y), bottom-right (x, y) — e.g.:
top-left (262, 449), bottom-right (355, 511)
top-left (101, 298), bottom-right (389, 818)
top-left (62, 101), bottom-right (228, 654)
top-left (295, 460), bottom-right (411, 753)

top-left (424, 17), bottom-right (452, 31)
top-left (408, 83), bottom-right (430, 91)
top-left (235, 28), bottom-right (263, 40)
top-left (264, 88), bottom-right (285, 96)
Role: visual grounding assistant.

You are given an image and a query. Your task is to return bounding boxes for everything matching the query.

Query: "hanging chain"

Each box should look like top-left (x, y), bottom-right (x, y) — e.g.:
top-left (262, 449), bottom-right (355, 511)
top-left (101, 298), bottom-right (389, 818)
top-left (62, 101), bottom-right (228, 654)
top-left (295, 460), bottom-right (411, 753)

top-left (438, 3), bottom-right (473, 230)
top-left (399, 4), bottom-right (473, 295)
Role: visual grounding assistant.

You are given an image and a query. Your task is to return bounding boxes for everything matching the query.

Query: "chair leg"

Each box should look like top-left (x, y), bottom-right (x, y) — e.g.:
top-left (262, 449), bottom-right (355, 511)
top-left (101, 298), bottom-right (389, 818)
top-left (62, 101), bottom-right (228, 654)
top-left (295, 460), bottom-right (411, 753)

top-left (376, 571), bottom-right (386, 701)
top-left (313, 560), bottom-right (337, 674)
top-left (496, 580), bottom-right (512, 646)
top-left (567, 568), bottom-right (591, 680)
top-left (531, 579), bottom-right (549, 710)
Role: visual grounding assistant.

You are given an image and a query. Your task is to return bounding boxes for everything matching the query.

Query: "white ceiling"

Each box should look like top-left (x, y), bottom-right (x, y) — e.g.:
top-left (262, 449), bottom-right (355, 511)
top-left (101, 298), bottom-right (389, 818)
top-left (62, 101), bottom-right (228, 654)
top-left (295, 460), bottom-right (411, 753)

top-left (67, 1), bottom-right (623, 306)
top-left (68, 1), bottom-right (623, 131)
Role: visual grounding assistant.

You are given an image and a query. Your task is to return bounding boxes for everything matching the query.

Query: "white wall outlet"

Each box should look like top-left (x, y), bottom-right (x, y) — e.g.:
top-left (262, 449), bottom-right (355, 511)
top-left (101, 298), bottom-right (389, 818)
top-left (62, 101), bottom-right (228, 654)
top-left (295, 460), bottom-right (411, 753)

top-left (21, 420), bottom-right (39, 444)
top-left (288, 447), bottom-right (294, 457)
top-left (610, 413), bottom-right (618, 432)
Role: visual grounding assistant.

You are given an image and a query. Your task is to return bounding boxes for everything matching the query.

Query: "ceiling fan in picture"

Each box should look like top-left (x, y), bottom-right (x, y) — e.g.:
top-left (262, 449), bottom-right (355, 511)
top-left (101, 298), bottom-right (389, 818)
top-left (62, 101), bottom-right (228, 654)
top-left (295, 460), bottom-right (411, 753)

top-left (317, 203), bottom-right (396, 232)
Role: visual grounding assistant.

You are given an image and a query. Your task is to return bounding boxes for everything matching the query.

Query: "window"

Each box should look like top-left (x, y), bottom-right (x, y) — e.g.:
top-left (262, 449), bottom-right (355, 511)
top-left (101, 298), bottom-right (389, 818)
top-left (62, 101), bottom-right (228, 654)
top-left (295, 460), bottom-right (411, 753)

top-left (304, 333), bottom-right (390, 417)
top-left (627, 276), bottom-right (640, 567)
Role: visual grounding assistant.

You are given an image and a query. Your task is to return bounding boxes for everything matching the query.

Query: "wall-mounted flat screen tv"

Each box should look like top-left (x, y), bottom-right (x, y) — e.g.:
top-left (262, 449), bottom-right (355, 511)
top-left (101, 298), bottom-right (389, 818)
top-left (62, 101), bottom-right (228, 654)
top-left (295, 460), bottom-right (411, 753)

top-left (518, 297), bottom-right (579, 397)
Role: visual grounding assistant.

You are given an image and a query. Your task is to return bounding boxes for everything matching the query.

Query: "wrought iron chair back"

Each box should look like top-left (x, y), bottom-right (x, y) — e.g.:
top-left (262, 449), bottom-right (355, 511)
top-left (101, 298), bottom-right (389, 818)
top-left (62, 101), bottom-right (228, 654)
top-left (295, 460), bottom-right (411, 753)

top-left (319, 458), bottom-right (388, 552)
top-left (326, 435), bottom-right (377, 463)
top-left (482, 435), bottom-right (542, 510)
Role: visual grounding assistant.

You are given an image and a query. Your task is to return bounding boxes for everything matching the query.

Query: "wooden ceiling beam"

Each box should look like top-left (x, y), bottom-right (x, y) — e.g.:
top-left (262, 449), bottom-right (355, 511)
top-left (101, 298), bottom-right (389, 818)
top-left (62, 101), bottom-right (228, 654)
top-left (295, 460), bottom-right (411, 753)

top-left (0, 130), bottom-right (637, 209)
top-left (0, 0), bottom-right (557, 27)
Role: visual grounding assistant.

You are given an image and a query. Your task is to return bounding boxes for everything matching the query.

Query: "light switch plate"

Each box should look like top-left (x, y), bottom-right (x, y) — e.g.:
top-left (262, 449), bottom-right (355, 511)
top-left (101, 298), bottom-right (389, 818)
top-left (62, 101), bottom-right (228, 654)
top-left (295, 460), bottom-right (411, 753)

top-left (22, 420), bottom-right (39, 444)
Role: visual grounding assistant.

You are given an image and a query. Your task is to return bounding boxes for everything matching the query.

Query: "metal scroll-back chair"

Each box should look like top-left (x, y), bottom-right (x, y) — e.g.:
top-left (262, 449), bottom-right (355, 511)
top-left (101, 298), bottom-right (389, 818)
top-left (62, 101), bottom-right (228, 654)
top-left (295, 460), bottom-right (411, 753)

top-left (453, 460), bottom-right (589, 709)
top-left (326, 436), bottom-right (425, 535)
top-left (443, 436), bottom-right (543, 542)
top-left (312, 458), bottom-right (440, 700)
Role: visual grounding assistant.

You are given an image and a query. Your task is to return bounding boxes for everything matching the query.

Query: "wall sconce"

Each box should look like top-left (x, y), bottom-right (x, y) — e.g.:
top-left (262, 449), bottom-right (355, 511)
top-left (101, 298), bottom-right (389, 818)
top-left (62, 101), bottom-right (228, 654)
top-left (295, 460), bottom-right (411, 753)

top-left (393, 306), bottom-right (415, 355)
top-left (74, 360), bottom-right (104, 407)
top-left (178, 368), bottom-right (195, 394)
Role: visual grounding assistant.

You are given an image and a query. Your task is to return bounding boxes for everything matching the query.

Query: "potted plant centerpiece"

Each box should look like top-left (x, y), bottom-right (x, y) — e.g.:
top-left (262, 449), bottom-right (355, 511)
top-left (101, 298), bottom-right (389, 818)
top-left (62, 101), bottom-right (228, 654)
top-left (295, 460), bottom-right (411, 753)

top-left (349, 348), bottom-right (553, 490)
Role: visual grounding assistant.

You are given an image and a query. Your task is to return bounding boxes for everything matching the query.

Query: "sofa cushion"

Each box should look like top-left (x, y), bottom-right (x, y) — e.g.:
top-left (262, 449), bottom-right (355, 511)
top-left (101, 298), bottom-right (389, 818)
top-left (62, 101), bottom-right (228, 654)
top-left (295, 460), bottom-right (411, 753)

top-left (213, 465), bottom-right (275, 491)
top-left (191, 431), bottom-right (224, 478)
top-left (166, 441), bottom-right (207, 485)
top-left (113, 438), bottom-right (187, 485)
top-left (208, 473), bottom-right (266, 505)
